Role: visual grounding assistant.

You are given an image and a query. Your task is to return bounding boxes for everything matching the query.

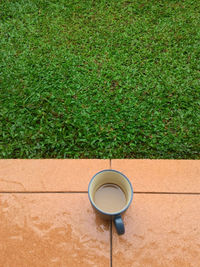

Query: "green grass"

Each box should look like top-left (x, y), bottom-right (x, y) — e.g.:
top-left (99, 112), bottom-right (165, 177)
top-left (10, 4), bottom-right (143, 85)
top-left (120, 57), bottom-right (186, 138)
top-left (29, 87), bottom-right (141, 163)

top-left (0, 0), bottom-right (200, 158)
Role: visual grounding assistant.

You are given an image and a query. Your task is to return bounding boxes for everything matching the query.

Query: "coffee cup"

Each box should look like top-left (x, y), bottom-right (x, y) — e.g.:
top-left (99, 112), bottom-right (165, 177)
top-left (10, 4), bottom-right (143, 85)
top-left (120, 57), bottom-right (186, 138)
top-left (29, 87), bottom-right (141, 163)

top-left (88, 169), bottom-right (133, 235)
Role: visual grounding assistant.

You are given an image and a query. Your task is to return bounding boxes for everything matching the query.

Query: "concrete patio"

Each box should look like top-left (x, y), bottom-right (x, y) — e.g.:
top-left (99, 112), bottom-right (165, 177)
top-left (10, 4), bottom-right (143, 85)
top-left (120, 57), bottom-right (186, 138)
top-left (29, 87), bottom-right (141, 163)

top-left (0, 159), bottom-right (200, 267)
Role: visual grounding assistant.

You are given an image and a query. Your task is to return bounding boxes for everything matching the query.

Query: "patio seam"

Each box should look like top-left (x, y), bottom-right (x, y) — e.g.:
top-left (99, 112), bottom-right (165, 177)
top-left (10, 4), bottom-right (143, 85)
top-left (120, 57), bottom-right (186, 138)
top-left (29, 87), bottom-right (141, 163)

top-left (110, 159), bottom-right (112, 169)
top-left (0, 191), bottom-right (88, 194)
top-left (1, 191), bottom-right (200, 195)
top-left (134, 192), bottom-right (200, 195)
top-left (110, 220), bottom-right (113, 267)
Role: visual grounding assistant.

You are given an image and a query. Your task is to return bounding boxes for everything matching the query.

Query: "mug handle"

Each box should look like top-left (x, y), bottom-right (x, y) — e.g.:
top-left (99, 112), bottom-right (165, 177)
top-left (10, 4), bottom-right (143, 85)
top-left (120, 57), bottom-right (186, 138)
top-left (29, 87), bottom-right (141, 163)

top-left (114, 215), bottom-right (125, 235)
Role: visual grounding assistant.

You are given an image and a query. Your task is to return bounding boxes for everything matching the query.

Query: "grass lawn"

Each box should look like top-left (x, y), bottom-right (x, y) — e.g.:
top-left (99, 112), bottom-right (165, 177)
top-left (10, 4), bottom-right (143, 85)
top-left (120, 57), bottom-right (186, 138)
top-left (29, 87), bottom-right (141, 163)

top-left (0, 0), bottom-right (200, 158)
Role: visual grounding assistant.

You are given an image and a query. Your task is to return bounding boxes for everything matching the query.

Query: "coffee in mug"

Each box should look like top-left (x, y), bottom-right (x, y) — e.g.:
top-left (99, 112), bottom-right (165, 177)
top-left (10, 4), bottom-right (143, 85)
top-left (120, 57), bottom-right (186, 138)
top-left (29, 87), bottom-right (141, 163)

top-left (88, 169), bottom-right (133, 235)
top-left (94, 183), bottom-right (126, 213)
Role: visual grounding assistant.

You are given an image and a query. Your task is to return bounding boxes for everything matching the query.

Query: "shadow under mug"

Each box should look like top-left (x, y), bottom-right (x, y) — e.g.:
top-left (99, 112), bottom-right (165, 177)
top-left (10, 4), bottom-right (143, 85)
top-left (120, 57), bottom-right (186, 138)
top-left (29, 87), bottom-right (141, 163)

top-left (88, 169), bottom-right (133, 235)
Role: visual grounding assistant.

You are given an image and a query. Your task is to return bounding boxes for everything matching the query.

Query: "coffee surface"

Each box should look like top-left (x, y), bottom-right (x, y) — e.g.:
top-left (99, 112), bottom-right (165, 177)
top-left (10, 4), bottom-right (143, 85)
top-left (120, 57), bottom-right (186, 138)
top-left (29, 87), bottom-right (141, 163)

top-left (94, 183), bottom-right (126, 213)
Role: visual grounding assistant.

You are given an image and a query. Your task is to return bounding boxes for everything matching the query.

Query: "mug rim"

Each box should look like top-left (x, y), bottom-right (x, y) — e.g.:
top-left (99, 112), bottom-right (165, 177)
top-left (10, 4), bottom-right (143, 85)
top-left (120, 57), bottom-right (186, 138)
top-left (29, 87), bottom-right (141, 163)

top-left (88, 169), bottom-right (133, 216)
